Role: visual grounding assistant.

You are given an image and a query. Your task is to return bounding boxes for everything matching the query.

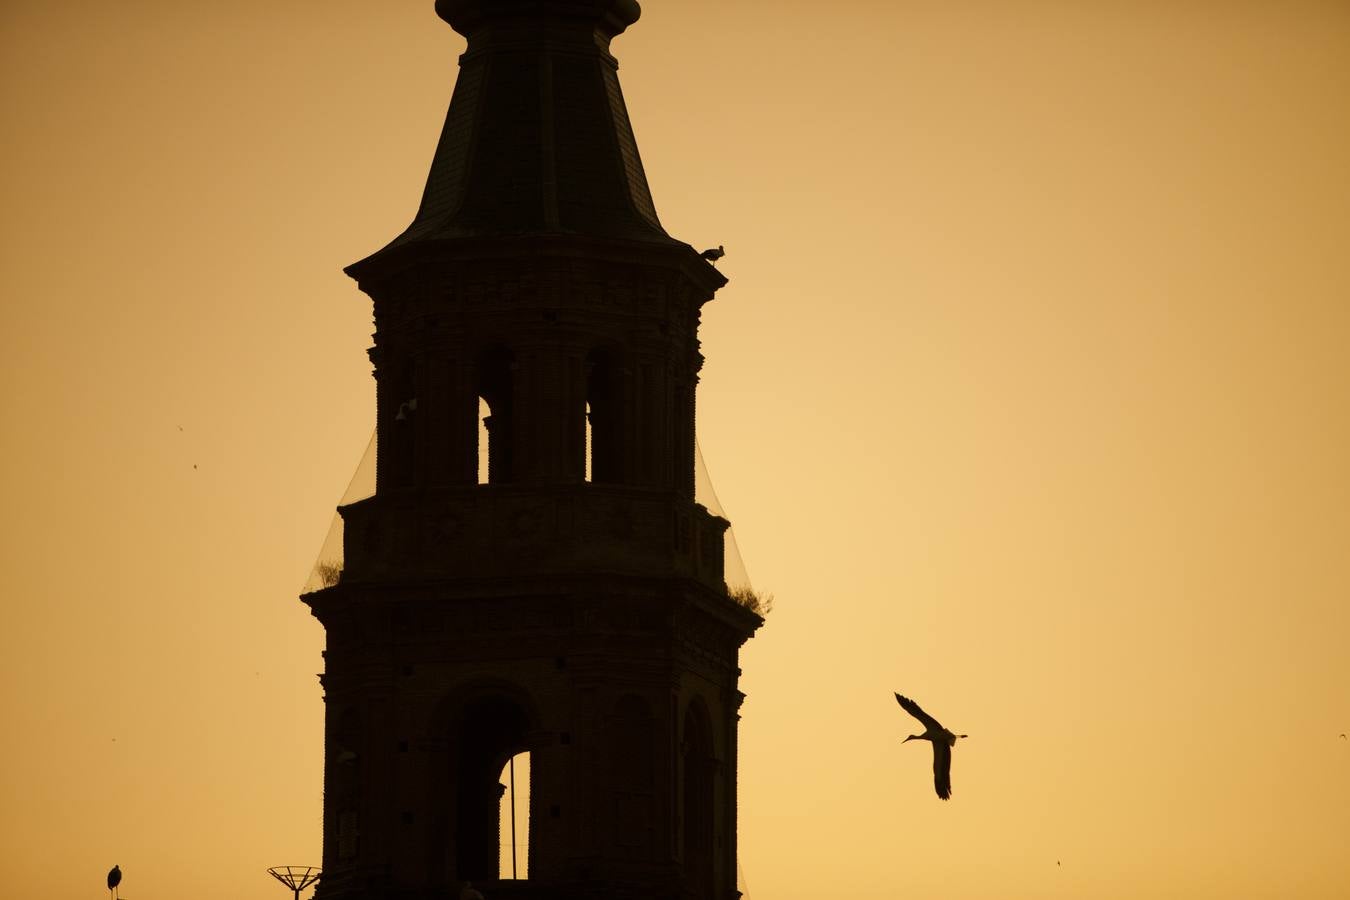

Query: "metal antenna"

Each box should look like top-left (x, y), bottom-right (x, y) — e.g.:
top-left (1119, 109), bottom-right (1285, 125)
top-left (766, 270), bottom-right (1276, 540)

top-left (268, 866), bottom-right (321, 900)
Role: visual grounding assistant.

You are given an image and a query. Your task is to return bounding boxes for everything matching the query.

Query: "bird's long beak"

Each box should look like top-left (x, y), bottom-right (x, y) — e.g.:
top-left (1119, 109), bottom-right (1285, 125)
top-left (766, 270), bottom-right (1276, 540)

top-left (902, 735), bottom-right (916, 743)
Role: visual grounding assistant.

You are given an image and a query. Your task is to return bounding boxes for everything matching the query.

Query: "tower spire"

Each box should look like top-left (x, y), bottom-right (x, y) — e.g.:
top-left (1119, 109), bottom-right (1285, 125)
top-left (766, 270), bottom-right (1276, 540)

top-left (352, 0), bottom-right (678, 281)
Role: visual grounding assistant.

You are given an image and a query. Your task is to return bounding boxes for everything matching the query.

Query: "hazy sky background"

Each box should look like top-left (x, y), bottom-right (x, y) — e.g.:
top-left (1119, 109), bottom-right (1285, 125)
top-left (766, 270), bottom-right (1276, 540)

top-left (3, 2), bottom-right (1349, 898)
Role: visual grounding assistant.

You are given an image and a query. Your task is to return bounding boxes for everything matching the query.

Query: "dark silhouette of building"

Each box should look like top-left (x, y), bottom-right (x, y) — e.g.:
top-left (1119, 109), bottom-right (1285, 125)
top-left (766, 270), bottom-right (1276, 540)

top-left (302, 2), bottom-right (761, 898)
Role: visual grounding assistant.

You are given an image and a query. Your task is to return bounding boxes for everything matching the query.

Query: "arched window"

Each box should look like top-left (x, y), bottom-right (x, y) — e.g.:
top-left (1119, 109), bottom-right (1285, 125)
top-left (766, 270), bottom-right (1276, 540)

top-left (385, 363), bottom-right (417, 489)
top-left (586, 348), bottom-right (623, 483)
top-left (477, 397), bottom-right (491, 485)
top-left (608, 695), bottom-right (654, 858)
top-left (584, 401), bottom-right (593, 483)
top-left (497, 751), bottom-right (530, 879)
top-left (682, 699), bottom-right (715, 897)
top-left (478, 349), bottom-right (514, 484)
top-left (673, 383), bottom-right (693, 497)
top-left (331, 707), bottom-right (362, 863)
top-left (453, 695), bottom-right (529, 883)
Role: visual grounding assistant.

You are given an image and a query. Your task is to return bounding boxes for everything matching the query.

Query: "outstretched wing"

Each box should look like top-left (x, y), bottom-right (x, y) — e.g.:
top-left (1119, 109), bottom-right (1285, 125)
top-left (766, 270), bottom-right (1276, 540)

top-left (895, 693), bottom-right (941, 731)
top-left (933, 740), bottom-right (953, 800)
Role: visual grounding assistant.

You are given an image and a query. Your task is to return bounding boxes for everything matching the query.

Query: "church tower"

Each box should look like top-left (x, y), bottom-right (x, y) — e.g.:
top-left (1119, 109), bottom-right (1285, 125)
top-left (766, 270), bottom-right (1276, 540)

top-left (303, 2), bottom-right (761, 899)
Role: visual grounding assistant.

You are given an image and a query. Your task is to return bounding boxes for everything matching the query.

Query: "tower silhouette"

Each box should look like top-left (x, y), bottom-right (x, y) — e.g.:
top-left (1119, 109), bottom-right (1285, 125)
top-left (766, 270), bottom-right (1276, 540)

top-left (303, 3), bottom-right (761, 899)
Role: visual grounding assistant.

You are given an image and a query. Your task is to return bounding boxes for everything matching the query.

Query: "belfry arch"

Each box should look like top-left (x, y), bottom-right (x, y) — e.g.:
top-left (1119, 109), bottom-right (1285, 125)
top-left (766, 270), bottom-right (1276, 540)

top-left (682, 698), bottom-right (716, 898)
top-left (447, 689), bottom-right (534, 882)
top-left (585, 346), bottom-right (625, 484)
top-left (477, 347), bottom-right (515, 485)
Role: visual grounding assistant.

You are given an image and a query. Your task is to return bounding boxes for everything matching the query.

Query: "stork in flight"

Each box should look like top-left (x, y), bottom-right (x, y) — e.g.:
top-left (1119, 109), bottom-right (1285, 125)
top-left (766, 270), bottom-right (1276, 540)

top-left (895, 693), bottom-right (967, 800)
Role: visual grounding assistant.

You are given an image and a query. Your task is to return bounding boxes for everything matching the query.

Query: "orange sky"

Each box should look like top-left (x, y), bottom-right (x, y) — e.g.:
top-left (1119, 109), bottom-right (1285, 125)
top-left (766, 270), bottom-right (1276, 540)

top-left (2, 2), bottom-right (1349, 898)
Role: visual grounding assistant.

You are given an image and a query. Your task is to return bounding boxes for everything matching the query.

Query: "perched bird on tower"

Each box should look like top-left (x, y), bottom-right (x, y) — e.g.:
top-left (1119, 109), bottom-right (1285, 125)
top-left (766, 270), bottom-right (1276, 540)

top-left (107, 865), bottom-right (122, 900)
top-left (700, 244), bottom-right (725, 264)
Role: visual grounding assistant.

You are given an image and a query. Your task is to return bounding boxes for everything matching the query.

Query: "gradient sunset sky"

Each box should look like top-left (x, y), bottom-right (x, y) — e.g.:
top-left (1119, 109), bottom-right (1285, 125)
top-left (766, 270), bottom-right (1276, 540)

top-left (2, 2), bottom-right (1348, 899)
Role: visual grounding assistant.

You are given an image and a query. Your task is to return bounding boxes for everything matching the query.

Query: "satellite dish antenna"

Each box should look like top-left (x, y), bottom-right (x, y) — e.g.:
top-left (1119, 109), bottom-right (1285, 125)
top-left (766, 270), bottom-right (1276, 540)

top-left (268, 866), bottom-right (321, 900)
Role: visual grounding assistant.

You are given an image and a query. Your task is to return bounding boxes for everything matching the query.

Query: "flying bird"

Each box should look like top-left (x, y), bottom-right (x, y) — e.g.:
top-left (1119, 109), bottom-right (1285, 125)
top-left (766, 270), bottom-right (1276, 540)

top-left (107, 865), bottom-right (122, 900)
top-left (700, 244), bottom-right (725, 264)
top-left (895, 692), bottom-right (967, 800)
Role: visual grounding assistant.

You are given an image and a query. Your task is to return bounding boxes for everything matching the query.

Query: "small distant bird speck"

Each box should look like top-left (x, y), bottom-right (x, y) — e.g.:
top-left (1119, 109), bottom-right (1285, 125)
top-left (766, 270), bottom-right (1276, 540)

top-left (895, 692), bottom-right (967, 800)
top-left (700, 244), bottom-right (725, 264)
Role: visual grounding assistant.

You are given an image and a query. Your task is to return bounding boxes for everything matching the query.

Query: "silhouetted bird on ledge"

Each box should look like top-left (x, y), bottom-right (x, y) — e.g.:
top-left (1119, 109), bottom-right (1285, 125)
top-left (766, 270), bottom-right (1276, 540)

top-left (700, 244), bottom-right (725, 264)
top-left (107, 865), bottom-right (122, 900)
top-left (895, 693), bottom-right (967, 800)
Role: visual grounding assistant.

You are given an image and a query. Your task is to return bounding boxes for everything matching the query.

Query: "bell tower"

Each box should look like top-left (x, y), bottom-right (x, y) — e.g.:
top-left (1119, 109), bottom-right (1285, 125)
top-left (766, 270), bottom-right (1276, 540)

top-left (303, 2), bottom-right (760, 899)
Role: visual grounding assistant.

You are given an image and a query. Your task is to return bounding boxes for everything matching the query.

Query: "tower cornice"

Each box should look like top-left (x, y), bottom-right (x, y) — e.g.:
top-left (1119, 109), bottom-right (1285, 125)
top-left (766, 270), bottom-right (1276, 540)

top-left (346, 233), bottom-right (726, 300)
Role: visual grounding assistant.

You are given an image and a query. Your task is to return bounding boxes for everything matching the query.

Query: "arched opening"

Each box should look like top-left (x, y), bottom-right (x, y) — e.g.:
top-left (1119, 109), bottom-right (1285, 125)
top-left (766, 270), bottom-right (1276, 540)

top-left (453, 694), bottom-right (530, 883)
top-left (673, 383), bottom-right (693, 497)
top-left (386, 363), bottom-right (417, 489)
top-left (608, 695), bottom-right (654, 858)
top-left (584, 402), bottom-right (593, 482)
top-left (478, 349), bottom-right (514, 484)
top-left (682, 699), bottom-right (715, 897)
top-left (586, 348), bottom-right (623, 484)
top-left (331, 707), bottom-right (362, 863)
top-left (497, 751), bottom-right (530, 879)
top-left (477, 397), bottom-right (491, 485)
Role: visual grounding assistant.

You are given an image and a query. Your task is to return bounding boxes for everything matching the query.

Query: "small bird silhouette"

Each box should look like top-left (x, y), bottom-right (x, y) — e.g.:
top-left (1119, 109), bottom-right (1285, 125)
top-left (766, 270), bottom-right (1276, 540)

top-left (700, 244), bottom-right (725, 264)
top-left (107, 865), bottom-right (122, 900)
top-left (895, 693), bottom-right (967, 800)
